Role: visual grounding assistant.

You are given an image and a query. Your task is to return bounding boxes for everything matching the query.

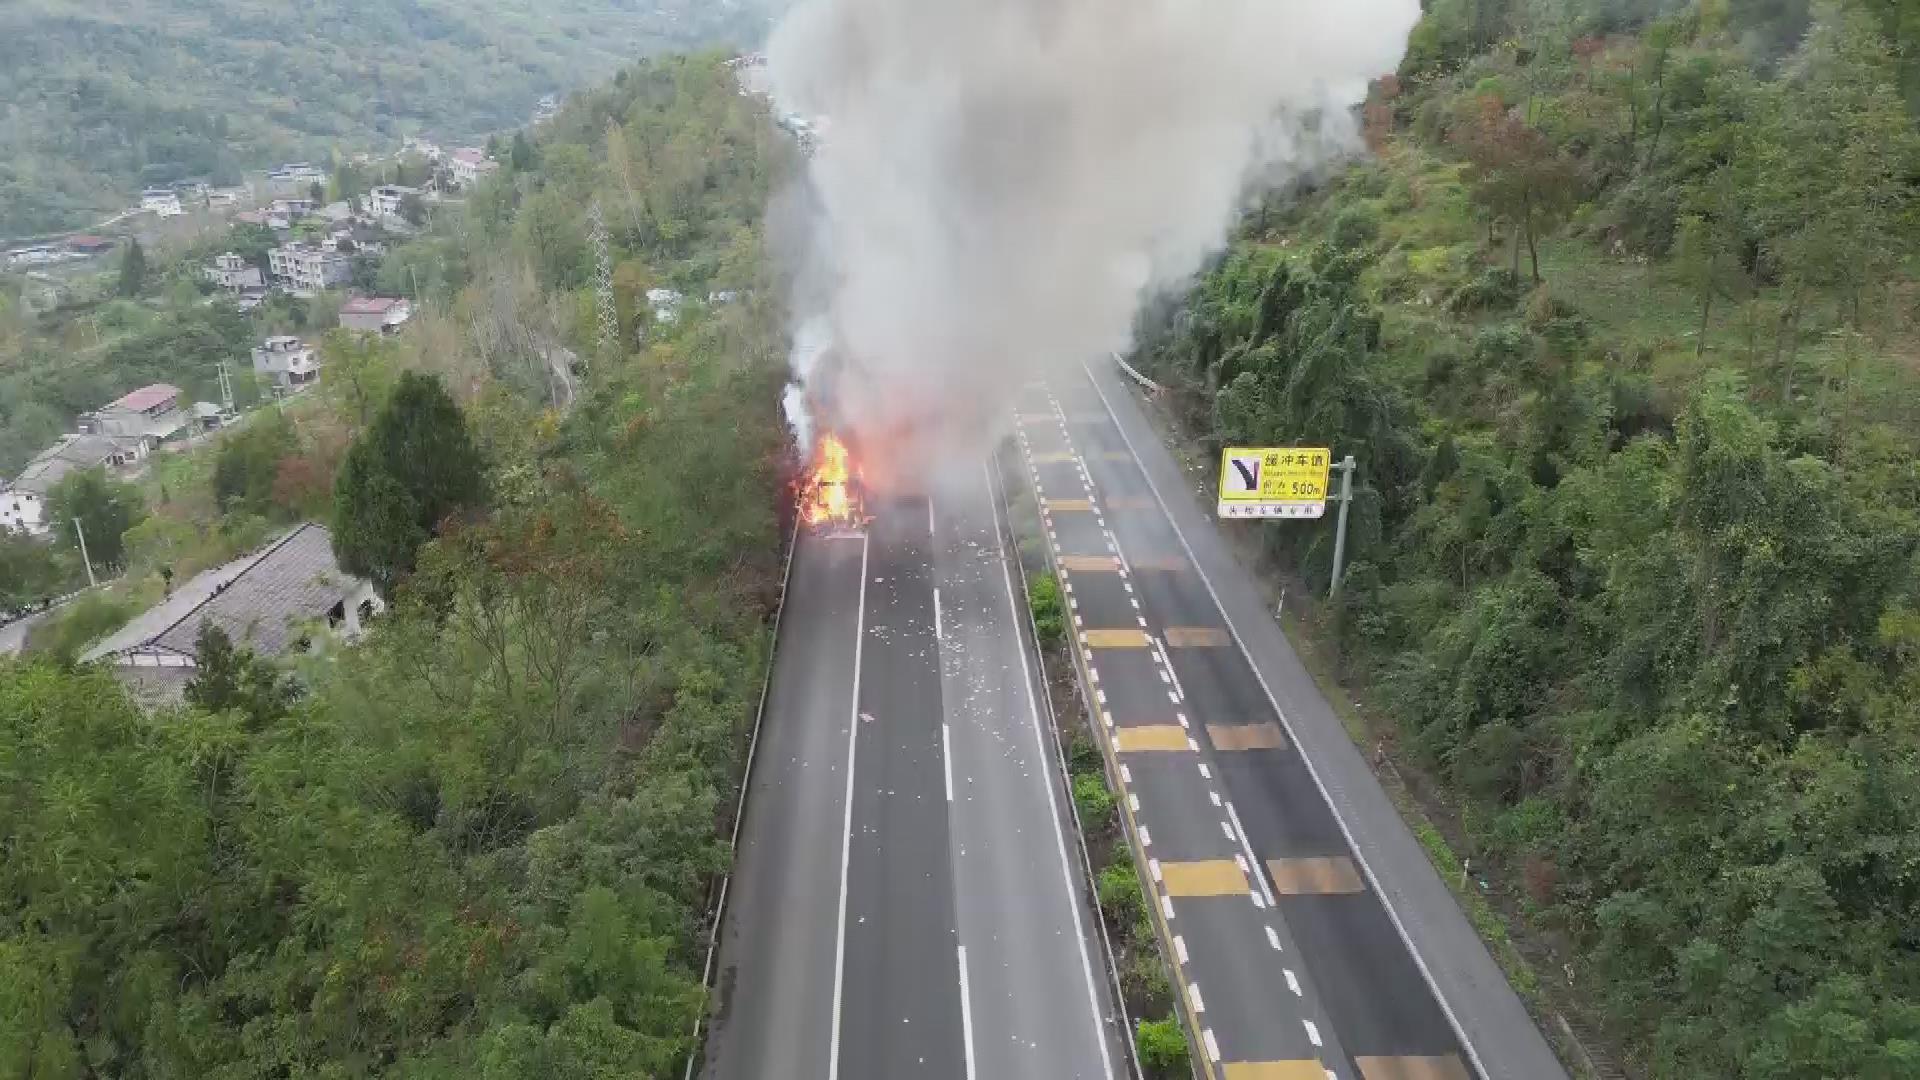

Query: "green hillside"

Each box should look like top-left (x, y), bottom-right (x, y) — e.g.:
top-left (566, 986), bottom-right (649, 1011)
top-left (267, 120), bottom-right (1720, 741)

top-left (0, 0), bottom-right (773, 237)
top-left (1135, 1), bottom-right (1920, 1075)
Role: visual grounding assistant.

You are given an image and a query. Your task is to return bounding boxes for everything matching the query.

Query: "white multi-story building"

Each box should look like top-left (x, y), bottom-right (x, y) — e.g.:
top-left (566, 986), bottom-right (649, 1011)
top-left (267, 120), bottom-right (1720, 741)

top-left (267, 243), bottom-right (352, 292)
top-left (366, 185), bottom-right (422, 223)
top-left (253, 337), bottom-right (321, 392)
top-left (205, 252), bottom-right (265, 292)
top-left (141, 188), bottom-right (184, 216)
top-left (448, 148), bottom-right (500, 189)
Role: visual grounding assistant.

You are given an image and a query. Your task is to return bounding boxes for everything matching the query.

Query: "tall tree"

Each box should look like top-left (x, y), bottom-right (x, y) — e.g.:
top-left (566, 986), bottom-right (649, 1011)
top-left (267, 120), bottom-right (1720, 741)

top-left (46, 467), bottom-right (144, 571)
top-left (116, 239), bottom-right (147, 298)
top-left (1452, 95), bottom-right (1580, 281)
top-left (332, 372), bottom-right (485, 595)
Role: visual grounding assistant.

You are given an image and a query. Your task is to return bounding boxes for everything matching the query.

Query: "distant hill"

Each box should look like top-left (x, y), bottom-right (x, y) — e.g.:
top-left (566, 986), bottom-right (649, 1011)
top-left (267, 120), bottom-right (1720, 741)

top-left (0, 0), bottom-right (777, 237)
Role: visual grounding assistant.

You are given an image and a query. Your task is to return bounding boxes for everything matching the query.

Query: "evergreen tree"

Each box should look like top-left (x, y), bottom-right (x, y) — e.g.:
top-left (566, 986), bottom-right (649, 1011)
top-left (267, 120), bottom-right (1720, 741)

top-left (331, 372), bottom-right (485, 595)
top-left (115, 239), bottom-right (146, 297)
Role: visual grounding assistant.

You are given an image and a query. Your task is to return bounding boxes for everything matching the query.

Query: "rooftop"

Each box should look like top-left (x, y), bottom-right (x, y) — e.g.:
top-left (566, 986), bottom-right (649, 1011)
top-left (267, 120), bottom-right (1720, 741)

top-left (81, 524), bottom-right (370, 664)
top-left (341, 296), bottom-right (404, 315)
top-left (103, 383), bottom-right (181, 414)
top-left (13, 434), bottom-right (142, 495)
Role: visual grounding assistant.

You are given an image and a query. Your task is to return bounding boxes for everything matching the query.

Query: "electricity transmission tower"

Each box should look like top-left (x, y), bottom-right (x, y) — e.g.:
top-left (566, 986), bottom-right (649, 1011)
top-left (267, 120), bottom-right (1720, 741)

top-left (588, 201), bottom-right (618, 358)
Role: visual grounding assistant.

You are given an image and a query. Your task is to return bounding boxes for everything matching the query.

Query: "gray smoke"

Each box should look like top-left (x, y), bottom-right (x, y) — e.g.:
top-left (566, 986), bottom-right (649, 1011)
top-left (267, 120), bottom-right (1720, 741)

top-left (767, 0), bottom-right (1419, 485)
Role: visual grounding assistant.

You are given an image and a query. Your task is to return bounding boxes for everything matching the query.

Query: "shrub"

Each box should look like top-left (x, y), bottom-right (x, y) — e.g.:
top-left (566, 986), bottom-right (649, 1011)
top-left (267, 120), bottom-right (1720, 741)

top-left (1447, 267), bottom-right (1523, 313)
top-left (1028, 573), bottom-right (1066, 644)
top-left (1123, 952), bottom-right (1174, 1013)
top-left (1136, 1016), bottom-right (1191, 1075)
top-left (1072, 771), bottom-right (1116, 828)
top-left (1097, 860), bottom-right (1144, 927)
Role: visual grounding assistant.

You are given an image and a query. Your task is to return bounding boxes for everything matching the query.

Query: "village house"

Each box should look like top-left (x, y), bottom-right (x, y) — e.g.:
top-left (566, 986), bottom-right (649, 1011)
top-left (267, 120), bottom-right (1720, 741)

top-left (266, 162), bottom-right (327, 197)
top-left (141, 188), bottom-right (184, 217)
top-left (205, 252), bottom-right (265, 292)
top-left (80, 523), bottom-right (383, 704)
top-left (447, 148), bottom-right (500, 189)
top-left (339, 296), bottom-right (413, 335)
top-left (7, 433), bottom-right (152, 538)
top-left (366, 184), bottom-right (421, 224)
top-left (78, 383), bottom-right (188, 444)
top-left (253, 336), bottom-right (321, 392)
top-left (267, 243), bottom-right (351, 292)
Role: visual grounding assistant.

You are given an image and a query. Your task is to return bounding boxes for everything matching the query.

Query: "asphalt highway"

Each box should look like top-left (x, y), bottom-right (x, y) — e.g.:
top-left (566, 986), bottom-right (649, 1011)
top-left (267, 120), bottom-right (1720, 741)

top-left (1002, 363), bottom-right (1568, 1080)
top-left (702, 472), bottom-right (1118, 1080)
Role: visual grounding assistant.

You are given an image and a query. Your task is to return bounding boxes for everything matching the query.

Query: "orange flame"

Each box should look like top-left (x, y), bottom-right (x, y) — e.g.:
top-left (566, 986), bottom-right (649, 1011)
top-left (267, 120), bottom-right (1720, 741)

top-left (802, 432), bottom-right (863, 528)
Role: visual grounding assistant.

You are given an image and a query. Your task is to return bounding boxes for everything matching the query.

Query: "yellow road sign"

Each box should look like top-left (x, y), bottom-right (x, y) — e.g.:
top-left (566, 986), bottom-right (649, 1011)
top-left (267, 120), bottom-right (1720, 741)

top-left (1217, 447), bottom-right (1330, 520)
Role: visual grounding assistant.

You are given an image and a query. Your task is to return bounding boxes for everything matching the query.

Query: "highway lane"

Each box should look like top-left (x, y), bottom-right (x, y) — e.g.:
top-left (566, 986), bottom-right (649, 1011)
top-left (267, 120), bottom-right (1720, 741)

top-left (704, 482), bottom-right (1117, 1080)
top-left (705, 530), bottom-right (865, 1080)
top-left (1028, 361), bottom-right (1568, 1080)
top-left (837, 493), bottom-right (966, 1078)
top-left (937, 467), bottom-right (1119, 1080)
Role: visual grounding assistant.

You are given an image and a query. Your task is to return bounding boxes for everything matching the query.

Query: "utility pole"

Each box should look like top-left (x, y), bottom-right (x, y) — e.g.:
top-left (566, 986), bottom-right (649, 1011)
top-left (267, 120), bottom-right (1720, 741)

top-left (1328, 454), bottom-right (1357, 600)
top-left (588, 200), bottom-right (617, 361)
top-left (72, 517), bottom-right (97, 588)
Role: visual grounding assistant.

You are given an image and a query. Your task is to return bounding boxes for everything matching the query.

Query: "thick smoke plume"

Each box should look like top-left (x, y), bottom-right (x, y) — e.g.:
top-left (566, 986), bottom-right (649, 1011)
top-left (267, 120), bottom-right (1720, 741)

top-left (767, 0), bottom-right (1419, 485)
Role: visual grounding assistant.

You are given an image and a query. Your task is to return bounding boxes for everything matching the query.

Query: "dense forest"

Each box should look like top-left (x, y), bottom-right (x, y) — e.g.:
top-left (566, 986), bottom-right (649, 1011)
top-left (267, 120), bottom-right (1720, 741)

top-left (2, 54), bottom-right (795, 1075)
top-left (0, 0), bottom-right (776, 236)
top-left (1135, 1), bottom-right (1920, 1076)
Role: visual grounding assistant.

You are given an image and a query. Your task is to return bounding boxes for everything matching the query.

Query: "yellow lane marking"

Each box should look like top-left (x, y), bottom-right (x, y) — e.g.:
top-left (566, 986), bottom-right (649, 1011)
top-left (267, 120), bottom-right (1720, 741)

top-left (1105, 494), bottom-right (1156, 511)
top-left (1129, 554), bottom-right (1189, 572)
top-left (1098, 450), bottom-right (1134, 462)
top-left (1266, 856), bottom-right (1366, 895)
top-left (1028, 451), bottom-right (1078, 464)
top-left (1163, 626), bottom-right (1231, 647)
top-left (1112, 725), bottom-right (1192, 753)
top-left (1355, 1056), bottom-right (1473, 1080)
top-left (1160, 859), bottom-right (1252, 897)
top-left (1207, 723), bottom-right (1287, 751)
top-left (1083, 627), bottom-right (1150, 648)
top-left (1044, 497), bottom-right (1093, 512)
top-left (1058, 554), bottom-right (1123, 573)
top-left (1224, 1063), bottom-right (1329, 1080)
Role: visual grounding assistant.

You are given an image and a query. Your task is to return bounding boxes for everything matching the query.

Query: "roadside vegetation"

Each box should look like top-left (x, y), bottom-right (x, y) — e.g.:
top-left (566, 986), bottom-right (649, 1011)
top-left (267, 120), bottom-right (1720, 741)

top-left (1, 54), bottom-right (792, 1075)
top-left (1001, 459), bottom-right (1188, 1078)
top-left (1132, 3), bottom-right (1920, 1076)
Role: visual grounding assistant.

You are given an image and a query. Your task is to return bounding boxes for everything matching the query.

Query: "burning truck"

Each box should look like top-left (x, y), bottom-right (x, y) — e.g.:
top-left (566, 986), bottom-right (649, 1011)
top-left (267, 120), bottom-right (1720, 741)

top-left (799, 431), bottom-right (869, 536)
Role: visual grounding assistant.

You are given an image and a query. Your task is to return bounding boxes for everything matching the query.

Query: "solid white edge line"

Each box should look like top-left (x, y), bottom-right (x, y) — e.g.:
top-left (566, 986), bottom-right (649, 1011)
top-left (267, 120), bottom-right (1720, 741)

top-left (958, 945), bottom-right (978, 1080)
top-left (986, 460), bottom-right (1119, 1080)
top-left (1081, 357), bottom-right (1493, 1079)
top-left (943, 722), bottom-right (955, 802)
top-left (1226, 802), bottom-right (1277, 907)
top-left (826, 533), bottom-right (869, 1080)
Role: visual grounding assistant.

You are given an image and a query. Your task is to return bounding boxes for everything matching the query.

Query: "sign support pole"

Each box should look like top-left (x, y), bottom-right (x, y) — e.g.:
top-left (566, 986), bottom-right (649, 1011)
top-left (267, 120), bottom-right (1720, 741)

top-left (1328, 455), bottom-right (1356, 600)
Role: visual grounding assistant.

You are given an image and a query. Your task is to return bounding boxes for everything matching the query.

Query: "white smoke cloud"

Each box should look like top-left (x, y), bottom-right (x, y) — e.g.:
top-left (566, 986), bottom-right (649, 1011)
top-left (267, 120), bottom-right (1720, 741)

top-left (766, 0), bottom-right (1419, 485)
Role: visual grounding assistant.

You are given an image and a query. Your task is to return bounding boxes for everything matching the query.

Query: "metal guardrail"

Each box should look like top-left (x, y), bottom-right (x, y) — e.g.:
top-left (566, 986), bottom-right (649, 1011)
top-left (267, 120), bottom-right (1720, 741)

top-left (1111, 351), bottom-right (1163, 394)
